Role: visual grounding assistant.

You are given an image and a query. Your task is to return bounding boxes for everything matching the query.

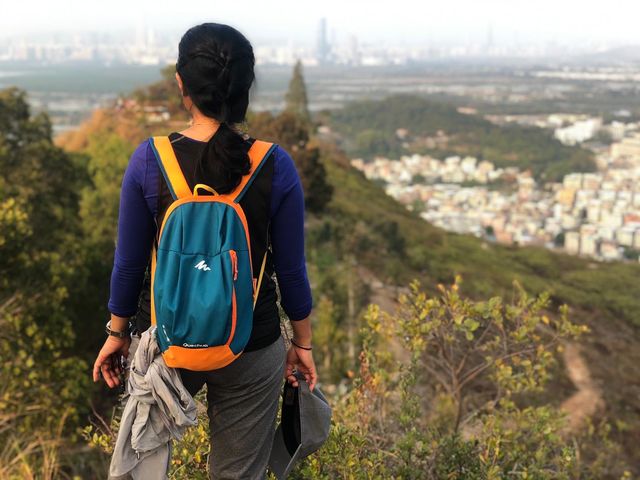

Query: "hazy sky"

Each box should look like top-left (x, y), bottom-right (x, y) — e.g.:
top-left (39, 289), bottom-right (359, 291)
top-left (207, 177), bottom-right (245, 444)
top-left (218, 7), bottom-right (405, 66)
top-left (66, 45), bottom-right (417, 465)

top-left (3, 0), bottom-right (640, 46)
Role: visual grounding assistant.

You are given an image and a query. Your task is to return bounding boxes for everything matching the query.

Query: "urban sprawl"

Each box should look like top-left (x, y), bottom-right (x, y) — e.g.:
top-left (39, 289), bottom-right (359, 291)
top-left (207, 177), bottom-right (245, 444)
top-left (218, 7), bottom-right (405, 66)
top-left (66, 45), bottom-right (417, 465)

top-left (352, 115), bottom-right (640, 262)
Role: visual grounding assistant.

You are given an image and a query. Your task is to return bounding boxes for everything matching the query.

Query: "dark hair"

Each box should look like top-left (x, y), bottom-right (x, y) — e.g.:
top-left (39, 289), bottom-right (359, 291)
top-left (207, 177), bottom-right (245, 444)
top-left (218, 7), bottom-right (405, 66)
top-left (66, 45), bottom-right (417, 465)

top-left (176, 23), bottom-right (255, 193)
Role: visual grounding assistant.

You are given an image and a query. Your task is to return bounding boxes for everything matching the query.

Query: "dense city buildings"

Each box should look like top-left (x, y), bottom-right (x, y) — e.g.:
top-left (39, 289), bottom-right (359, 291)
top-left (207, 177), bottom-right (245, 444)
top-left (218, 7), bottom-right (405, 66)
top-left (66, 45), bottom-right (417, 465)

top-left (0, 19), bottom-right (626, 68)
top-left (352, 116), bottom-right (640, 262)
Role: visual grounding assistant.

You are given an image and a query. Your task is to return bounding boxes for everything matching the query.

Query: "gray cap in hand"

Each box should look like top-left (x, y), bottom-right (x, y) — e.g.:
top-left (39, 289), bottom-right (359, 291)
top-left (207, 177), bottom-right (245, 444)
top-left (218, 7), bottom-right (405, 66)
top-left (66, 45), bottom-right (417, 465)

top-left (268, 372), bottom-right (332, 479)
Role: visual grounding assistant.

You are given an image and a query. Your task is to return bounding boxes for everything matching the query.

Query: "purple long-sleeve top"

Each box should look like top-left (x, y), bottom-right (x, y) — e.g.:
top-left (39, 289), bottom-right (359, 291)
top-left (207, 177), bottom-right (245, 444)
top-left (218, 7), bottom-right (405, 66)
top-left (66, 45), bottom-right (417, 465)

top-left (107, 137), bottom-right (312, 322)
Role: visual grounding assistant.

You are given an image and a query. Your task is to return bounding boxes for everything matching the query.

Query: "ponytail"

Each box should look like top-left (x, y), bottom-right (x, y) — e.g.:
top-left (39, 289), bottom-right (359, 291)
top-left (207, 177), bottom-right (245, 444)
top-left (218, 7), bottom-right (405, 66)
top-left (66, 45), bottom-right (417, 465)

top-left (195, 122), bottom-right (250, 194)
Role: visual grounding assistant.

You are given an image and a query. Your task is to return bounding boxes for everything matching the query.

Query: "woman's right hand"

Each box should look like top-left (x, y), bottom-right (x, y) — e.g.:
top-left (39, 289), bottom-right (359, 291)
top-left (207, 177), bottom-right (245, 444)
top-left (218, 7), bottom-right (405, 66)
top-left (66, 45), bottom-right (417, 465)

top-left (285, 343), bottom-right (317, 391)
top-left (93, 335), bottom-right (131, 388)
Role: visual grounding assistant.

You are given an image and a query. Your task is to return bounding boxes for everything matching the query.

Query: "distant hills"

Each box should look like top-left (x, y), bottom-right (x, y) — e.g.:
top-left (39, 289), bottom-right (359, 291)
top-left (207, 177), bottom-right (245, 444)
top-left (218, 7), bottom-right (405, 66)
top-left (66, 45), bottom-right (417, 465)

top-left (581, 45), bottom-right (640, 64)
top-left (323, 95), bottom-right (596, 181)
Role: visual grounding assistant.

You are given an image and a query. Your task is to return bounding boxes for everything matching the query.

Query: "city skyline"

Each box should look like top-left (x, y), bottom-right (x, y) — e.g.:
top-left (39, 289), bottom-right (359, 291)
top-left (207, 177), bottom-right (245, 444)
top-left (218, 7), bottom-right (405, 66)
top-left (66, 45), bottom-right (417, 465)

top-left (3, 0), bottom-right (640, 48)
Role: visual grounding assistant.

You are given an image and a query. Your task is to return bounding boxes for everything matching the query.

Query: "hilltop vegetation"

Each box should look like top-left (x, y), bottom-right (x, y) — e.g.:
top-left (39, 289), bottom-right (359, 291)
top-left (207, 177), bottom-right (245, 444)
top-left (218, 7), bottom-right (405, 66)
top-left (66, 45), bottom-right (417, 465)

top-left (324, 95), bottom-right (596, 181)
top-left (0, 87), bottom-right (97, 477)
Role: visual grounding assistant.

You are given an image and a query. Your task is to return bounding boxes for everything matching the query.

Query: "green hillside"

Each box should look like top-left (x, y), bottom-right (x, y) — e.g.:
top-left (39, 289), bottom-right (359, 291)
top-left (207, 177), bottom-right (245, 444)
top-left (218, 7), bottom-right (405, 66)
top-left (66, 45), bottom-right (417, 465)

top-left (324, 95), bottom-right (597, 181)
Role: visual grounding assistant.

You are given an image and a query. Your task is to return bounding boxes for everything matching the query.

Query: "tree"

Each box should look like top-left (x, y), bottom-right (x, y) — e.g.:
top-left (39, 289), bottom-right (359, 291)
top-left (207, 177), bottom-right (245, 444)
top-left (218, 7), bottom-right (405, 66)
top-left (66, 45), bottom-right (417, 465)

top-left (134, 64), bottom-right (186, 116)
top-left (284, 60), bottom-right (311, 126)
top-left (248, 110), bottom-right (333, 214)
top-left (379, 220), bottom-right (405, 255)
top-left (355, 129), bottom-right (399, 158)
top-left (312, 296), bottom-right (341, 377)
top-left (594, 129), bottom-right (614, 145)
top-left (295, 146), bottom-right (333, 214)
top-left (248, 110), bottom-right (309, 150)
top-left (0, 87), bottom-right (91, 475)
top-left (80, 132), bottom-right (135, 248)
top-left (250, 65), bottom-right (333, 214)
top-left (485, 225), bottom-right (495, 238)
top-left (623, 247), bottom-right (640, 261)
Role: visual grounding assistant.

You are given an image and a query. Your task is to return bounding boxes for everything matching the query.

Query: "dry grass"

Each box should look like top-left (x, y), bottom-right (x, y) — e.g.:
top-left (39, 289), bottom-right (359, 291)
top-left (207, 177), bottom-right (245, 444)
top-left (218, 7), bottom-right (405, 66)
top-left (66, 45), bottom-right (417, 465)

top-left (0, 406), bottom-right (72, 480)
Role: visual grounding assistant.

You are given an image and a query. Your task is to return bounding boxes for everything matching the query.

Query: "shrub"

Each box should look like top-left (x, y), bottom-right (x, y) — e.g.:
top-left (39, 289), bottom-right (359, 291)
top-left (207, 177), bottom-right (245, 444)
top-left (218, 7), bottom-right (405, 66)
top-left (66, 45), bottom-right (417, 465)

top-left (295, 279), bottom-right (626, 479)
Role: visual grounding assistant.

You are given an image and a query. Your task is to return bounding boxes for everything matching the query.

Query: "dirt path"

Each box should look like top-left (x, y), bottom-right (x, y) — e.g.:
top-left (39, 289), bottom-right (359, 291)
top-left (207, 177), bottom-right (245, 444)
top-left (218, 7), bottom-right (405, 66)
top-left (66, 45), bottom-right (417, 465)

top-left (560, 342), bottom-right (605, 435)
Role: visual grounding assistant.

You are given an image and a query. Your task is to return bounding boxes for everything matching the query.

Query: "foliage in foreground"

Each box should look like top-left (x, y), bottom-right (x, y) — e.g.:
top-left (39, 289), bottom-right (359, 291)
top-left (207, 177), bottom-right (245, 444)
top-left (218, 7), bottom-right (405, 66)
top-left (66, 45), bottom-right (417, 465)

top-left (0, 87), bottom-right (94, 479)
top-left (294, 280), bottom-right (624, 479)
top-left (86, 281), bottom-right (629, 479)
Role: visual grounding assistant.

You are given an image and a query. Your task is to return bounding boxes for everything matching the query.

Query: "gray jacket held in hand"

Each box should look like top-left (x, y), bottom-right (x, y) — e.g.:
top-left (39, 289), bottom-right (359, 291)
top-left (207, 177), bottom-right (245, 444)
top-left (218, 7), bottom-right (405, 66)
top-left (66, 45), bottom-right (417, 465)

top-left (109, 327), bottom-right (197, 479)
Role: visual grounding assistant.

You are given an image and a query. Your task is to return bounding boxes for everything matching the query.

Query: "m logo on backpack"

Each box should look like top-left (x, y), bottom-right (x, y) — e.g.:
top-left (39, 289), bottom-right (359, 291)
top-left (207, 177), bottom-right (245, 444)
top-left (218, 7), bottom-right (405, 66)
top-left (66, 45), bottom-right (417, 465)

top-left (148, 136), bottom-right (276, 371)
top-left (194, 260), bottom-right (211, 271)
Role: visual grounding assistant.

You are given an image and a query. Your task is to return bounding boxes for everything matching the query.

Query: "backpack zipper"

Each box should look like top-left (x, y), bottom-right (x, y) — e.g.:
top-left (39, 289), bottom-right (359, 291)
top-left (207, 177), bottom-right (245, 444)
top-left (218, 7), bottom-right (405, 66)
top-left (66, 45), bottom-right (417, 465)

top-left (226, 249), bottom-right (238, 345)
top-left (229, 250), bottom-right (238, 281)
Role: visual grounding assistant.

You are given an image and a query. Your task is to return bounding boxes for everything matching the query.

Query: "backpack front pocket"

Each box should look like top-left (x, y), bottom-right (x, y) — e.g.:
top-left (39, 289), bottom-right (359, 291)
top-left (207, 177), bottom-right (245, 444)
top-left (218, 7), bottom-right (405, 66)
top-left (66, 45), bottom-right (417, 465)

top-left (154, 248), bottom-right (237, 351)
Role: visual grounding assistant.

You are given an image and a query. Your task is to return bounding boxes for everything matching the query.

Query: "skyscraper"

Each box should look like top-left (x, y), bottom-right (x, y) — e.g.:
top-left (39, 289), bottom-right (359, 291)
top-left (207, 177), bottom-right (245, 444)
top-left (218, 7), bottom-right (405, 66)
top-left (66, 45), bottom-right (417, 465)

top-left (316, 18), bottom-right (330, 65)
top-left (486, 23), bottom-right (494, 53)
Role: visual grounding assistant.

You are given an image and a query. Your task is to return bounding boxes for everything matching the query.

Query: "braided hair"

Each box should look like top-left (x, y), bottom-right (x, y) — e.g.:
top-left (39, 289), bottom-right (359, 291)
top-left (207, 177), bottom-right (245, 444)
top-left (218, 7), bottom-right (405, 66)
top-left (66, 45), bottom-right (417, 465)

top-left (176, 23), bottom-right (255, 193)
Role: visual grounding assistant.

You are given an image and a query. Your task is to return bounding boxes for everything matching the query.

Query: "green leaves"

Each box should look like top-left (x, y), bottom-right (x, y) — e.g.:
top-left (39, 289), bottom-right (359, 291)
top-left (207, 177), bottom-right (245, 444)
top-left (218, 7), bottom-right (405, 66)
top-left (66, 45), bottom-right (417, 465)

top-left (79, 132), bottom-right (134, 248)
top-left (0, 88), bottom-right (93, 476)
top-left (286, 278), bottom-right (616, 478)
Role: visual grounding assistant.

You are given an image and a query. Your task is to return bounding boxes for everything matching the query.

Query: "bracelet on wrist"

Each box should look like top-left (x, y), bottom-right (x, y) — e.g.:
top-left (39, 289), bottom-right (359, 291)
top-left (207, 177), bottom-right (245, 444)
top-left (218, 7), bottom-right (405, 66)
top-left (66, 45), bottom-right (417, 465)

top-left (291, 339), bottom-right (312, 351)
top-left (105, 320), bottom-right (132, 339)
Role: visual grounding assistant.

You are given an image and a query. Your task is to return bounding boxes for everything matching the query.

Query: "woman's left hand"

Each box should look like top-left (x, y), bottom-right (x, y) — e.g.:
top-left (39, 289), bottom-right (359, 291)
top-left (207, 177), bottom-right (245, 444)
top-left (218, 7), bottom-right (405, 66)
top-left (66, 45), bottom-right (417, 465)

top-left (92, 336), bottom-right (131, 388)
top-left (285, 344), bottom-right (318, 391)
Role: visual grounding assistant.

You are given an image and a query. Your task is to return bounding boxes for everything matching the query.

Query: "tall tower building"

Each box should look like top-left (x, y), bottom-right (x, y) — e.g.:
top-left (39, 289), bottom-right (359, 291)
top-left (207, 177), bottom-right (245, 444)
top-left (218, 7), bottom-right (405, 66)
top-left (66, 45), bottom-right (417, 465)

top-left (316, 18), bottom-right (330, 65)
top-left (348, 35), bottom-right (361, 66)
top-left (486, 23), bottom-right (494, 53)
top-left (146, 26), bottom-right (155, 48)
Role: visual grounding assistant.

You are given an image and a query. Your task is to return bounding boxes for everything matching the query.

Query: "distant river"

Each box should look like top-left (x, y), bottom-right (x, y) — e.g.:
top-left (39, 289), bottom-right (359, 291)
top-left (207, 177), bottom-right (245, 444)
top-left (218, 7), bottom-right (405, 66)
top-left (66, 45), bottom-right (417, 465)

top-left (0, 61), bottom-right (438, 136)
top-left (0, 62), bottom-right (167, 135)
top-left (0, 71), bottom-right (26, 78)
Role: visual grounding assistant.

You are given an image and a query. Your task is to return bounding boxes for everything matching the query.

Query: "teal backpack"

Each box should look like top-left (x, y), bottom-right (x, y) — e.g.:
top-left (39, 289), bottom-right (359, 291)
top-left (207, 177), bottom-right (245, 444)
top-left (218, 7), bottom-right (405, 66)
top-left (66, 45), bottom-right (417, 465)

top-left (148, 135), bottom-right (276, 371)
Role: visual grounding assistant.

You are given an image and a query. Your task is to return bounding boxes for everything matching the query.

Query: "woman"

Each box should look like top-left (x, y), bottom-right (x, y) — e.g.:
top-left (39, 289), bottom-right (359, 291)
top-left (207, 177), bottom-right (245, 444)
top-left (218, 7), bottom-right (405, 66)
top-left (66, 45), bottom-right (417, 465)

top-left (92, 23), bottom-right (317, 479)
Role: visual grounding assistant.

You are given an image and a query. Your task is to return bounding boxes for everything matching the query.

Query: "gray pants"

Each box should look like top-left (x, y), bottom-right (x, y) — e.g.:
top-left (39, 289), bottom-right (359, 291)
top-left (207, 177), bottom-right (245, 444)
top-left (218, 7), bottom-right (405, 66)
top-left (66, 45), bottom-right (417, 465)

top-left (179, 337), bottom-right (286, 479)
top-left (122, 335), bottom-right (286, 480)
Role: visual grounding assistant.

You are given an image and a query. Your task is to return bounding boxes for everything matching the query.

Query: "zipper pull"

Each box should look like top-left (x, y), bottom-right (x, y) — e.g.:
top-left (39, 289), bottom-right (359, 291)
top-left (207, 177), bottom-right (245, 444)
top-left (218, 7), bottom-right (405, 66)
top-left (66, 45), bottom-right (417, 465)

top-left (230, 250), bottom-right (238, 281)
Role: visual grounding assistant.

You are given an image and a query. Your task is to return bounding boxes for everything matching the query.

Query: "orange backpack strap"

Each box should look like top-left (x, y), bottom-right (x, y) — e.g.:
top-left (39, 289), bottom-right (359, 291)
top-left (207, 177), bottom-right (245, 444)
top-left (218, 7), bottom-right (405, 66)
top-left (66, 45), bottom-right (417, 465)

top-left (149, 136), bottom-right (191, 199)
top-left (231, 140), bottom-right (277, 203)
